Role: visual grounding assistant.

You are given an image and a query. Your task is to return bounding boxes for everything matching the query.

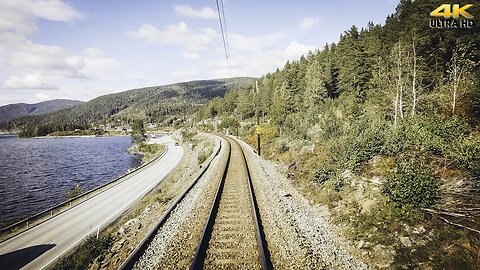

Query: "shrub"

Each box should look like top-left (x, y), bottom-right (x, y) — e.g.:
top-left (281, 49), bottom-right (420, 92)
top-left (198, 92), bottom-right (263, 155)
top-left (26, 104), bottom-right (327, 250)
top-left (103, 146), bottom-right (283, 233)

top-left (198, 151), bottom-right (207, 164)
top-left (385, 157), bottom-right (439, 209)
top-left (333, 177), bottom-right (345, 192)
top-left (312, 168), bottom-right (335, 184)
top-left (65, 183), bottom-right (82, 200)
top-left (52, 235), bottom-right (113, 270)
top-left (382, 115), bottom-right (471, 158)
top-left (449, 137), bottom-right (480, 174)
top-left (275, 140), bottom-right (289, 153)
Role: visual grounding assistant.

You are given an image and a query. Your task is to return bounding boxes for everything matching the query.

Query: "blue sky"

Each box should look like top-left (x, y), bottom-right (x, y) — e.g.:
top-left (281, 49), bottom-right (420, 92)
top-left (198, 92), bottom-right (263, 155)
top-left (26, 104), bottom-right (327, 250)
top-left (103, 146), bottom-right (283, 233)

top-left (0, 0), bottom-right (399, 105)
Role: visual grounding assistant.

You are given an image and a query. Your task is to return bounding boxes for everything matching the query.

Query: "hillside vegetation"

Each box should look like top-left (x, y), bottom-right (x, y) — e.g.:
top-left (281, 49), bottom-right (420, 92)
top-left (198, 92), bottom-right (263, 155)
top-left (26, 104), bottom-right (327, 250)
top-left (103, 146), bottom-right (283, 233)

top-left (198, 0), bottom-right (480, 268)
top-left (0, 99), bottom-right (84, 124)
top-left (2, 78), bottom-right (254, 136)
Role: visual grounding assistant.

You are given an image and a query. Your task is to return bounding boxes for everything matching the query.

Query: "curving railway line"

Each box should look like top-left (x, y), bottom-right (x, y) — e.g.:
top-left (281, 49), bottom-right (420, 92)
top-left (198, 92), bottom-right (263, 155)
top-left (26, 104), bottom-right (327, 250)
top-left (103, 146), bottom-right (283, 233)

top-left (121, 136), bottom-right (272, 270)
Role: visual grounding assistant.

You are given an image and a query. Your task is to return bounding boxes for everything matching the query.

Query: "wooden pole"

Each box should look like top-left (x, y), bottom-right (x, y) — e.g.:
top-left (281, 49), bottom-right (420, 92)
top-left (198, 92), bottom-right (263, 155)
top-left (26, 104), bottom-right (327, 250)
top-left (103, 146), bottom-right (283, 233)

top-left (256, 81), bottom-right (261, 156)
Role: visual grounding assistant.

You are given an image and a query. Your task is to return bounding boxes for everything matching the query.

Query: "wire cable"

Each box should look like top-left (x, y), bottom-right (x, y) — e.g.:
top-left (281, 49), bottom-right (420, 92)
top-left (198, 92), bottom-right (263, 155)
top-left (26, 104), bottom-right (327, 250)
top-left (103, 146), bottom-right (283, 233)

top-left (215, 0), bottom-right (231, 77)
top-left (220, 0), bottom-right (231, 71)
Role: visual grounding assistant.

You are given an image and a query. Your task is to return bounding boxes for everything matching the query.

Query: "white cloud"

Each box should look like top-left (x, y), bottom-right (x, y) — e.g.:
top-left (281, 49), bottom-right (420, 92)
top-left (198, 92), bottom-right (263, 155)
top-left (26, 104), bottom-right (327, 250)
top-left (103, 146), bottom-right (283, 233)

top-left (170, 67), bottom-right (199, 82)
top-left (298, 17), bottom-right (319, 31)
top-left (229, 32), bottom-right (286, 52)
top-left (206, 41), bottom-right (316, 78)
top-left (174, 5), bottom-right (217, 19)
top-left (127, 22), bottom-right (217, 59)
top-left (4, 73), bottom-right (58, 90)
top-left (284, 41), bottom-right (316, 59)
top-left (0, 0), bottom-right (84, 34)
top-left (0, 1), bottom-right (118, 96)
top-left (34, 92), bottom-right (52, 102)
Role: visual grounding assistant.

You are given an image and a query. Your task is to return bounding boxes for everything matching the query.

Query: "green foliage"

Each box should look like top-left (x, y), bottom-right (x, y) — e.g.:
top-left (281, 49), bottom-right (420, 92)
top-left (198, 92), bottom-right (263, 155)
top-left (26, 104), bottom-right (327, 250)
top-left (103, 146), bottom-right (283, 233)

top-left (52, 235), bottom-right (113, 270)
top-left (333, 177), bottom-right (345, 192)
top-left (131, 119), bottom-right (145, 134)
top-left (382, 115), bottom-right (478, 174)
top-left (385, 157), bottom-right (439, 209)
top-left (18, 123), bottom-right (90, 138)
top-left (8, 78), bottom-right (255, 134)
top-left (65, 183), bottom-right (82, 200)
top-left (449, 137), bottom-right (480, 174)
top-left (130, 119), bottom-right (146, 144)
top-left (130, 133), bottom-right (145, 144)
top-left (312, 168), bottom-right (335, 185)
top-left (197, 152), bottom-right (207, 164)
top-left (137, 142), bottom-right (165, 163)
top-left (274, 139), bottom-right (289, 153)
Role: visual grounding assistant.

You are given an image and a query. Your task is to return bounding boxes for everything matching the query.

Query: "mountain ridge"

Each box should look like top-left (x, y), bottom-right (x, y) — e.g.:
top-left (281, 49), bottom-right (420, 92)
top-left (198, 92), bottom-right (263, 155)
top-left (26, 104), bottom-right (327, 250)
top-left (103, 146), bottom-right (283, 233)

top-left (1, 77), bottom-right (256, 134)
top-left (0, 99), bottom-right (84, 123)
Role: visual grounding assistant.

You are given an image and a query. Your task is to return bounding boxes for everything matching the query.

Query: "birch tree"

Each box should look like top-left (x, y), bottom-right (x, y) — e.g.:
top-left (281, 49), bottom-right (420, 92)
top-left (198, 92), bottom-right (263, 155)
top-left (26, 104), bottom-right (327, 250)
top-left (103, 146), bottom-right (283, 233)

top-left (447, 43), bottom-right (476, 115)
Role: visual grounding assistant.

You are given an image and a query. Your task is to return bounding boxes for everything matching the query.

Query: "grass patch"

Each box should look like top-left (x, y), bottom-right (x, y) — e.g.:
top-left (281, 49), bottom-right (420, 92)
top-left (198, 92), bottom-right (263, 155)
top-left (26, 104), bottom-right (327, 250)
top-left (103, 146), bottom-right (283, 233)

top-left (50, 234), bottom-right (113, 270)
top-left (138, 142), bottom-right (165, 163)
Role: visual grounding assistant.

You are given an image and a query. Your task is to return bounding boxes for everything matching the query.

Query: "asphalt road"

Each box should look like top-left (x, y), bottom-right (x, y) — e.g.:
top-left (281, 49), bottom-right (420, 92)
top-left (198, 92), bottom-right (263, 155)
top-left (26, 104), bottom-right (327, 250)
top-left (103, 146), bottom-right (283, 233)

top-left (0, 135), bottom-right (184, 270)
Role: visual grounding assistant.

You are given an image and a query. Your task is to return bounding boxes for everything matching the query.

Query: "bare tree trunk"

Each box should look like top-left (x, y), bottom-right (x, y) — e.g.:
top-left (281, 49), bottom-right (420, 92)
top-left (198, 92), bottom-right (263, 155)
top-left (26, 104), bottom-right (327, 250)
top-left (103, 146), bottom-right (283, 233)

top-left (452, 80), bottom-right (457, 115)
top-left (397, 42), bottom-right (403, 121)
top-left (399, 79), bottom-right (404, 119)
top-left (411, 37), bottom-right (417, 116)
top-left (394, 89), bottom-right (399, 125)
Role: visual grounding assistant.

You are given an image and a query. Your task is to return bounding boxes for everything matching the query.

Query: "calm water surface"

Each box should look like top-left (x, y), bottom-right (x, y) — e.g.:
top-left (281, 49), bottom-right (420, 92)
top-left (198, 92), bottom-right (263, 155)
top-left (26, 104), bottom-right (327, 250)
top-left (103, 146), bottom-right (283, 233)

top-left (0, 135), bottom-right (141, 224)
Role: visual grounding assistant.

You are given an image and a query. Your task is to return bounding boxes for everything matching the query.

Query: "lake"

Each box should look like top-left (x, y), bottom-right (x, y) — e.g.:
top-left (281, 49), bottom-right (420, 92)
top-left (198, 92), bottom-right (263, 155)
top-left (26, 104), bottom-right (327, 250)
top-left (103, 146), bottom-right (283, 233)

top-left (0, 135), bottom-right (141, 225)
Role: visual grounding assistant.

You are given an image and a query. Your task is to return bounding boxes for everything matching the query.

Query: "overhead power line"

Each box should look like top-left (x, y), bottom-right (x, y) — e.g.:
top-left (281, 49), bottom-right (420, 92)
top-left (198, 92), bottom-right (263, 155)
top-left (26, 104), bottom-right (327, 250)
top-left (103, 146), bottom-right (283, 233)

top-left (220, 0), bottom-right (231, 61)
top-left (215, 0), bottom-right (231, 77)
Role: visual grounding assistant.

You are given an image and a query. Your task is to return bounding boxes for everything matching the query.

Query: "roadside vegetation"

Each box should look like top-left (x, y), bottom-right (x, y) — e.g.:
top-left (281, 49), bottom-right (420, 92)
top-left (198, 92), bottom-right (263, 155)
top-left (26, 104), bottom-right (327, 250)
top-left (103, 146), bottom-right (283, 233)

top-left (65, 183), bottom-right (82, 200)
top-left (50, 234), bottom-right (114, 270)
top-left (127, 120), bottom-right (165, 164)
top-left (197, 1), bottom-right (480, 268)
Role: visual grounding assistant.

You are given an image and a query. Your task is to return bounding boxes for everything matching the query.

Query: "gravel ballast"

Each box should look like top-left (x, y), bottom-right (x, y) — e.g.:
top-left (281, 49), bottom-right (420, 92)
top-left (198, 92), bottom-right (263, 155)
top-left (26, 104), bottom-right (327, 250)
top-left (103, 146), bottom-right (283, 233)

top-left (133, 137), bottom-right (227, 269)
top-left (234, 137), bottom-right (369, 270)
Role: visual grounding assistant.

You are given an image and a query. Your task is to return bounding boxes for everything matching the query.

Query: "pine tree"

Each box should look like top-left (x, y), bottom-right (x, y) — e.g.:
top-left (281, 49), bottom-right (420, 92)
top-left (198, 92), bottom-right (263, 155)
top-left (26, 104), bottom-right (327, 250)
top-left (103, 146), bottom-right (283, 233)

top-left (304, 59), bottom-right (328, 122)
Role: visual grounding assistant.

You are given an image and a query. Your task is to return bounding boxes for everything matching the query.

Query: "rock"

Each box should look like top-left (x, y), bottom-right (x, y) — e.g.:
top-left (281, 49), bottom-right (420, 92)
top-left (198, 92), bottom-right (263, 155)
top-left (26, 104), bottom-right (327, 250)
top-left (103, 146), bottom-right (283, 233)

top-left (142, 206), bottom-right (151, 214)
top-left (117, 226), bottom-right (125, 236)
top-left (413, 226), bottom-right (426, 234)
top-left (300, 145), bottom-right (315, 154)
top-left (357, 240), bottom-right (365, 249)
top-left (372, 244), bottom-right (395, 268)
top-left (316, 205), bottom-right (331, 219)
top-left (360, 198), bottom-right (376, 214)
top-left (400, 236), bottom-right (412, 247)
top-left (370, 176), bottom-right (384, 185)
top-left (124, 218), bottom-right (139, 227)
top-left (341, 170), bottom-right (354, 180)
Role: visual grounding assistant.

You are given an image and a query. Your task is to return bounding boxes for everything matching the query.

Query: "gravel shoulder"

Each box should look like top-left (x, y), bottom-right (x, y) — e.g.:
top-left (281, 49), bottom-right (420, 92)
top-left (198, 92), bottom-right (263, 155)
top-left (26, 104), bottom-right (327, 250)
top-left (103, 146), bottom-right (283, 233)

top-left (233, 136), bottom-right (369, 270)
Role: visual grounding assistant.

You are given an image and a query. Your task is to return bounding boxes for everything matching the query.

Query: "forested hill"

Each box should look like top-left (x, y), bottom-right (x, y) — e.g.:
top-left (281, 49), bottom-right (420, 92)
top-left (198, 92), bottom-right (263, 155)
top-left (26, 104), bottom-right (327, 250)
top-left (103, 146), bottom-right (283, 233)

top-left (2, 77), bottom-right (254, 134)
top-left (198, 1), bottom-right (480, 268)
top-left (0, 99), bottom-right (84, 124)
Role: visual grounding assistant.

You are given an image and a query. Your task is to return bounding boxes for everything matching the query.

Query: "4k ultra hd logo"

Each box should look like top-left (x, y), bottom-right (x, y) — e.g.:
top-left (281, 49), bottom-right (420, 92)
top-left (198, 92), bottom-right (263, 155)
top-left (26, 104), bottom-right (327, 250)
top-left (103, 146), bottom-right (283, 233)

top-left (430, 4), bottom-right (475, 28)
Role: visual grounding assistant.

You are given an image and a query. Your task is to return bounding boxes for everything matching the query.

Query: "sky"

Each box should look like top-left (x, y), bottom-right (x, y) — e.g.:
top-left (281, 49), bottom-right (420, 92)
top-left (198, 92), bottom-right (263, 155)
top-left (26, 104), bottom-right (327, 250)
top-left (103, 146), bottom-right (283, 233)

top-left (0, 0), bottom-right (400, 106)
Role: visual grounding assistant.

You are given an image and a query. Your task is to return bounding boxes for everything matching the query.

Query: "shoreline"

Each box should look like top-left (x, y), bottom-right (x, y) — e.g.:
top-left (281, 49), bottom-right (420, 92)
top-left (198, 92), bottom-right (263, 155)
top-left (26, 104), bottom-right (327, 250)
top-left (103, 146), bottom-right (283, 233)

top-left (33, 134), bottom-right (129, 139)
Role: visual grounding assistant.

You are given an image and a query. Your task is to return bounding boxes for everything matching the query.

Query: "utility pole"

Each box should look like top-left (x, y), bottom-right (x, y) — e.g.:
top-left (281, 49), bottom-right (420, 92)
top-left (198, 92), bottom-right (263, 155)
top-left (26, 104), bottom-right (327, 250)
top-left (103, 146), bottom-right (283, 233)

top-left (255, 81), bottom-right (261, 156)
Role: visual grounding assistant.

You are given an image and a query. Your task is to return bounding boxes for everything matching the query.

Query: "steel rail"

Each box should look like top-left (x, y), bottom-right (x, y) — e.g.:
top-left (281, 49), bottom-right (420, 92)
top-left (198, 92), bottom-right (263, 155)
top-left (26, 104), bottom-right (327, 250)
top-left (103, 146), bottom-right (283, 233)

top-left (190, 136), bottom-right (272, 270)
top-left (118, 138), bottom-right (223, 270)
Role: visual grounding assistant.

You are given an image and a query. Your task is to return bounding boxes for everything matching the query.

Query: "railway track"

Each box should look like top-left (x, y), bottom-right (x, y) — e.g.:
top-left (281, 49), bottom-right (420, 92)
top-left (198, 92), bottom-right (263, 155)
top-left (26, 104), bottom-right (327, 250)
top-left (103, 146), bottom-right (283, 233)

top-left (120, 136), bottom-right (272, 270)
top-left (191, 136), bottom-right (271, 269)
